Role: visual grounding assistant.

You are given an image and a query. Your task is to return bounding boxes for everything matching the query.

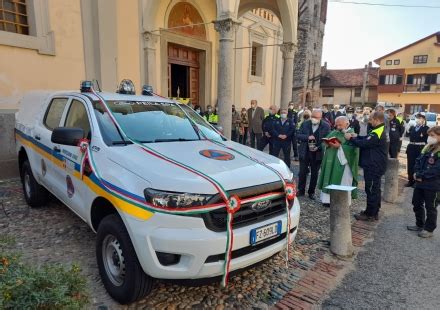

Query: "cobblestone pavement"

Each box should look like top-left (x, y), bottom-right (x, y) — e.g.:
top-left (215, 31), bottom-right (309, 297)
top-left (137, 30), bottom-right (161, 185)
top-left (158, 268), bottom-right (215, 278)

top-left (0, 159), bottom-right (367, 309)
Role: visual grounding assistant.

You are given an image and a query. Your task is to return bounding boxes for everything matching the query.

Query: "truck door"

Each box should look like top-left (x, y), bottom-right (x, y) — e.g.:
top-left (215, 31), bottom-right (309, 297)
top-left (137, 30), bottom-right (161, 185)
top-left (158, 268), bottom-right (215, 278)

top-left (33, 97), bottom-right (70, 198)
top-left (58, 98), bottom-right (93, 219)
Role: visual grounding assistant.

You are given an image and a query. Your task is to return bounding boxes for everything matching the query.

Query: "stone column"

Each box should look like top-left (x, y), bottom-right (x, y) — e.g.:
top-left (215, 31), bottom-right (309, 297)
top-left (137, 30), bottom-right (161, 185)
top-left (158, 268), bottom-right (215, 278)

top-left (384, 158), bottom-right (399, 203)
top-left (142, 31), bottom-right (159, 89)
top-left (214, 18), bottom-right (239, 139)
top-left (280, 42), bottom-right (296, 110)
top-left (330, 189), bottom-right (353, 257)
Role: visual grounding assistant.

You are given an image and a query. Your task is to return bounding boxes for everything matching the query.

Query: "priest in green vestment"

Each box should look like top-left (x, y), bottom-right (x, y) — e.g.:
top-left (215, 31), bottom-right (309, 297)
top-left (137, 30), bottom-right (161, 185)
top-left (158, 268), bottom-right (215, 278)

top-left (318, 116), bottom-right (360, 207)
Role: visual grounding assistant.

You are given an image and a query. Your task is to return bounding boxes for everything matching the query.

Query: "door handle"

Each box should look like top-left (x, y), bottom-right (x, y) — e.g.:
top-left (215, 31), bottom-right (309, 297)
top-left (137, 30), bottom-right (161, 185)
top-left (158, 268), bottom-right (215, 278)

top-left (53, 146), bottom-right (61, 153)
top-left (34, 134), bottom-right (41, 140)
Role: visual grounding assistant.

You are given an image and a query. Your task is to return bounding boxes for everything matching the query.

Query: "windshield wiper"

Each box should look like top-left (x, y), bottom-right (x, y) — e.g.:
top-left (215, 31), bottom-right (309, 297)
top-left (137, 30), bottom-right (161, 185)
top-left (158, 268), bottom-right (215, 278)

top-left (112, 140), bottom-right (133, 145)
top-left (153, 138), bottom-right (199, 143)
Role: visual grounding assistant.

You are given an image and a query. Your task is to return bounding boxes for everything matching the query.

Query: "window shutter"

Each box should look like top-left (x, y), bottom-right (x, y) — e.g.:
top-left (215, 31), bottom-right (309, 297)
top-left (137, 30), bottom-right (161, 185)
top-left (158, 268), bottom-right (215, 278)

top-left (379, 75), bottom-right (385, 85)
top-left (407, 75), bottom-right (414, 85)
top-left (396, 75), bottom-right (403, 85)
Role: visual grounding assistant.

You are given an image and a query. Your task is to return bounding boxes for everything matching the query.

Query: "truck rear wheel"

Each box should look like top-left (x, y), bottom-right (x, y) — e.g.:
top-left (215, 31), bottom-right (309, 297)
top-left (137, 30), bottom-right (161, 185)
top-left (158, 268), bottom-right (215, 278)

top-left (21, 160), bottom-right (48, 207)
top-left (96, 214), bottom-right (154, 304)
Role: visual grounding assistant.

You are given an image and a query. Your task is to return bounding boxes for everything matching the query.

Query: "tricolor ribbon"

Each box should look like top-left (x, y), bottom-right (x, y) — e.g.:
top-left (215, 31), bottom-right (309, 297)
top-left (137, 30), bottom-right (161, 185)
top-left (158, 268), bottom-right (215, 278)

top-left (84, 88), bottom-right (294, 286)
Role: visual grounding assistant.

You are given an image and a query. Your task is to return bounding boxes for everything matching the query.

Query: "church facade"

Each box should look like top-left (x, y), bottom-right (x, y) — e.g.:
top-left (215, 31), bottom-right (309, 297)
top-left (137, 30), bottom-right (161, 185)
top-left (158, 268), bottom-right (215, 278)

top-left (0, 0), bottom-right (299, 176)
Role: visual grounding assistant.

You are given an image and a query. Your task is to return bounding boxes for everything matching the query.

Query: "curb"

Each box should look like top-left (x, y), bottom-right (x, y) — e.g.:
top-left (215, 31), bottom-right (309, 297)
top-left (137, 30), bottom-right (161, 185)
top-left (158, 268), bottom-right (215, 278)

top-left (273, 219), bottom-right (378, 309)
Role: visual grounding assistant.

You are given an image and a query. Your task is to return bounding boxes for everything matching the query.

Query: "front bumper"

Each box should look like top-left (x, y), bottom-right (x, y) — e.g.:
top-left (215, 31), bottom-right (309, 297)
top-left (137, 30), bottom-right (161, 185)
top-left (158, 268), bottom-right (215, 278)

top-left (125, 198), bottom-right (300, 279)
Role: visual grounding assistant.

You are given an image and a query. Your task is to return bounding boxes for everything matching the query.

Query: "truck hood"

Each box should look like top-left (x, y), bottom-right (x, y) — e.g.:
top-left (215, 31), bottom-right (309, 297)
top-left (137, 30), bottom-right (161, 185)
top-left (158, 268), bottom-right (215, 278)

top-left (106, 140), bottom-right (292, 194)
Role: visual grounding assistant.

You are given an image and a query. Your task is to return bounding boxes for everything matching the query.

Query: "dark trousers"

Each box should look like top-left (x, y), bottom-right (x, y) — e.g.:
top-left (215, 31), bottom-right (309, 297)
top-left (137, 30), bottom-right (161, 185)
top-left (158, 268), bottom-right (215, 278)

top-left (259, 135), bottom-right (273, 153)
top-left (291, 135), bottom-right (298, 158)
top-left (231, 130), bottom-right (238, 142)
top-left (389, 139), bottom-right (400, 158)
top-left (239, 127), bottom-right (248, 145)
top-left (271, 141), bottom-right (291, 168)
top-left (298, 152), bottom-right (321, 195)
top-left (407, 145), bottom-right (424, 183)
top-left (250, 130), bottom-right (262, 149)
top-left (412, 188), bottom-right (438, 232)
top-left (364, 170), bottom-right (382, 216)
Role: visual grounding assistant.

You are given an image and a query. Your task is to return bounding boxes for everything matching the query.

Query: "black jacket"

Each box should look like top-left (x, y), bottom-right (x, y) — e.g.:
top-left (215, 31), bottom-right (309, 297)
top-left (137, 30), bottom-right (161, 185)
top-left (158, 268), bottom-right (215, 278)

top-left (287, 109), bottom-right (298, 124)
top-left (349, 123), bottom-right (388, 175)
top-left (322, 111), bottom-right (334, 127)
top-left (262, 114), bottom-right (279, 134)
top-left (389, 118), bottom-right (405, 142)
top-left (415, 147), bottom-right (440, 191)
top-left (270, 118), bottom-right (295, 144)
top-left (406, 125), bottom-right (429, 143)
top-left (297, 120), bottom-right (331, 161)
top-left (349, 117), bottom-right (360, 135)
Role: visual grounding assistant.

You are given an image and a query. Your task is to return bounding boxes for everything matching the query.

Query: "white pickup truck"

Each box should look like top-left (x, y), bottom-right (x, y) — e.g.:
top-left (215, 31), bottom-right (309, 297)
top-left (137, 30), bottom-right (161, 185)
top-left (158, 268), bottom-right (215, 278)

top-left (15, 81), bottom-right (300, 304)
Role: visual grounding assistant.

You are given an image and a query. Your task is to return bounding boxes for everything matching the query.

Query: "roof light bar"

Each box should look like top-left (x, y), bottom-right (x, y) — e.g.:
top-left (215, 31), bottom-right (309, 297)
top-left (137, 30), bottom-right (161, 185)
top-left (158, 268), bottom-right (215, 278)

top-left (117, 79), bottom-right (136, 95)
top-left (142, 85), bottom-right (154, 96)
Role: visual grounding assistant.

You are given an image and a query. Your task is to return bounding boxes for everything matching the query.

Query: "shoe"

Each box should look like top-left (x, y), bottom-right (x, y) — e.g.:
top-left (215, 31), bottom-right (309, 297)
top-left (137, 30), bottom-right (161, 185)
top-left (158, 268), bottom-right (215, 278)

top-left (405, 182), bottom-right (415, 187)
top-left (323, 203), bottom-right (330, 208)
top-left (308, 194), bottom-right (315, 200)
top-left (418, 230), bottom-right (434, 238)
top-left (354, 211), bottom-right (376, 222)
top-left (407, 225), bottom-right (423, 232)
top-left (297, 191), bottom-right (305, 197)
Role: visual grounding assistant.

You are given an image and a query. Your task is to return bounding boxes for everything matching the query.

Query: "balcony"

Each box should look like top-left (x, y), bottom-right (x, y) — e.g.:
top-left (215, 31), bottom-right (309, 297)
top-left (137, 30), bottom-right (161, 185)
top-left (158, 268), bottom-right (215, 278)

top-left (404, 84), bottom-right (440, 93)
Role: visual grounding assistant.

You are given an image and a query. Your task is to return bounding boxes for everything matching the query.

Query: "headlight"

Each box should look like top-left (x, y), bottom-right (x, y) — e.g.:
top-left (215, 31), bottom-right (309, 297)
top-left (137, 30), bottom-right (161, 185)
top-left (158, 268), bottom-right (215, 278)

top-left (144, 188), bottom-right (212, 208)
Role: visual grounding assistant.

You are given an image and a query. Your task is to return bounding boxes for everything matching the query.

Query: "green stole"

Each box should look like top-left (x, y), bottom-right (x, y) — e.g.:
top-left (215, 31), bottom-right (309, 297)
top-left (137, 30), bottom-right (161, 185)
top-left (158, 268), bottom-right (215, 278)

top-left (317, 129), bottom-right (360, 198)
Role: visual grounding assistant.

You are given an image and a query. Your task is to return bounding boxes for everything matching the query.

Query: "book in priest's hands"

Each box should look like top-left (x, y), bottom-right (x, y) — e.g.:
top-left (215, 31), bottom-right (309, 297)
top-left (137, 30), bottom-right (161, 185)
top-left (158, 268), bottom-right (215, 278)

top-left (322, 137), bottom-right (341, 144)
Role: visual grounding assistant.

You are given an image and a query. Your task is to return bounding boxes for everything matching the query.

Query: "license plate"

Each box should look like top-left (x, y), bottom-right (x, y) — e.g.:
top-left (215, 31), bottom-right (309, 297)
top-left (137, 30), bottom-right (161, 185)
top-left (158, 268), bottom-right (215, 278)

top-left (250, 221), bottom-right (282, 245)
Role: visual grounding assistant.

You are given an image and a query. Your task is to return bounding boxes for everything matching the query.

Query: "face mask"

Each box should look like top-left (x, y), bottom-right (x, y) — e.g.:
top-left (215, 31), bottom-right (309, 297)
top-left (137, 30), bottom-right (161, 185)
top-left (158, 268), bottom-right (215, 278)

top-left (196, 109), bottom-right (201, 113)
top-left (416, 119), bottom-right (424, 126)
top-left (288, 106), bottom-right (293, 110)
top-left (251, 105), bottom-right (256, 109)
top-left (311, 118), bottom-right (320, 125)
top-left (303, 115), bottom-right (310, 120)
top-left (269, 110), bottom-right (275, 115)
top-left (323, 108), bottom-right (328, 113)
top-left (281, 113), bottom-right (288, 119)
top-left (347, 113), bottom-right (353, 118)
top-left (208, 108), bottom-right (212, 113)
top-left (427, 136), bottom-right (438, 145)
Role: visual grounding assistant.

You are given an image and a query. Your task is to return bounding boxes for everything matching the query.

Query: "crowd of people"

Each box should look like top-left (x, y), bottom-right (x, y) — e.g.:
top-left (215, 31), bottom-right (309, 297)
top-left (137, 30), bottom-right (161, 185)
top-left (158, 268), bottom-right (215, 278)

top-left (213, 100), bottom-right (438, 239)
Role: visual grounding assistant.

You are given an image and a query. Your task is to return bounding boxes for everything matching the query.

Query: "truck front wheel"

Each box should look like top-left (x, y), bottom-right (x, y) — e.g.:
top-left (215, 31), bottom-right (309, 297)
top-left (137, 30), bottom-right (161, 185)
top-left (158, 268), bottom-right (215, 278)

top-left (96, 214), bottom-right (154, 304)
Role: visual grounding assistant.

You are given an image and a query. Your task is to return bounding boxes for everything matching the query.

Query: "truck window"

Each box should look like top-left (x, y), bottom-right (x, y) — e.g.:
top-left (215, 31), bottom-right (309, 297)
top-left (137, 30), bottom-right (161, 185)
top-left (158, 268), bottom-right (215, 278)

top-left (44, 98), bottom-right (68, 130)
top-left (64, 100), bottom-right (91, 139)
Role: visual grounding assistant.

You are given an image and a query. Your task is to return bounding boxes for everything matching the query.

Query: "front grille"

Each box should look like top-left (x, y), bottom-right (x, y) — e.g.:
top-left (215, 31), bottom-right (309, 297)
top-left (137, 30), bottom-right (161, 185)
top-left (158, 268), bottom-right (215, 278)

top-left (201, 181), bottom-right (287, 232)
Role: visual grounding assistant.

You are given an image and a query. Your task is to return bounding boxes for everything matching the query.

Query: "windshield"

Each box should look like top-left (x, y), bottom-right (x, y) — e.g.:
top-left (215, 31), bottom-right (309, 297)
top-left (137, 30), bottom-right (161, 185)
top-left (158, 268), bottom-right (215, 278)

top-left (179, 104), bottom-right (224, 141)
top-left (93, 100), bottom-right (223, 145)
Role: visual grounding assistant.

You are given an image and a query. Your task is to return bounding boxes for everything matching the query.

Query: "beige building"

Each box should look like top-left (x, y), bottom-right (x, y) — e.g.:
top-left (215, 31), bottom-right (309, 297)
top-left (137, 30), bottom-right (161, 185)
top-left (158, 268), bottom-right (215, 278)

top-left (0, 0), bottom-right (298, 117)
top-left (318, 64), bottom-right (379, 108)
top-left (0, 0), bottom-right (299, 177)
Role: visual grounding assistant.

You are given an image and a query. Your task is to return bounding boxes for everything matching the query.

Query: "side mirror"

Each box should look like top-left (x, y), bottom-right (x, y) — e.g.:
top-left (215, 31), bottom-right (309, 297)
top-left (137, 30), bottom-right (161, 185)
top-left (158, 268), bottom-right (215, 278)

top-left (51, 127), bottom-right (85, 146)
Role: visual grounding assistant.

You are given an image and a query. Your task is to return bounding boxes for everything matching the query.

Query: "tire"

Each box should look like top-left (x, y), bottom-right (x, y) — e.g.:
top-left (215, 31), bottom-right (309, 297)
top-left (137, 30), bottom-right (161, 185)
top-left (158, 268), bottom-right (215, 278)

top-left (96, 214), bottom-right (154, 304)
top-left (21, 160), bottom-right (48, 207)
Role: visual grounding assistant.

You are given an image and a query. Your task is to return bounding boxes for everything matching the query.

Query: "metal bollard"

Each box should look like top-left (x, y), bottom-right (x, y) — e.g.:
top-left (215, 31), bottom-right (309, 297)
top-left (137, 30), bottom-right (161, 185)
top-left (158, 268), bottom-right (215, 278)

top-left (383, 158), bottom-right (399, 203)
top-left (327, 185), bottom-right (355, 257)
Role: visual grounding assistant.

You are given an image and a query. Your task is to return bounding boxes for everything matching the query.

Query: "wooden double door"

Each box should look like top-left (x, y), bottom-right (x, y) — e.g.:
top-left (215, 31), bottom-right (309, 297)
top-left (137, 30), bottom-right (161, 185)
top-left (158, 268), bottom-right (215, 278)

top-left (168, 43), bottom-right (200, 105)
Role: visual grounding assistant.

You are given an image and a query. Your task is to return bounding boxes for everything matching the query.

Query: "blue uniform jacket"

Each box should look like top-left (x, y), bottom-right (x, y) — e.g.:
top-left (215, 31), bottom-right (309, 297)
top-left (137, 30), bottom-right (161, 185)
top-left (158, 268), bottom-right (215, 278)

top-left (270, 118), bottom-right (295, 145)
top-left (414, 147), bottom-right (440, 191)
top-left (349, 123), bottom-right (387, 175)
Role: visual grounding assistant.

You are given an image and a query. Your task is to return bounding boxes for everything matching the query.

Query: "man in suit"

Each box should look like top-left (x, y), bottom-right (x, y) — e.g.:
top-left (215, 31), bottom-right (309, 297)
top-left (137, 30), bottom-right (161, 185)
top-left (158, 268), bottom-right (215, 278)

top-left (247, 100), bottom-right (265, 149)
top-left (270, 108), bottom-right (295, 168)
top-left (346, 106), bottom-right (360, 135)
top-left (322, 104), bottom-right (334, 128)
top-left (297, 109), bottom-right (331, 200)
